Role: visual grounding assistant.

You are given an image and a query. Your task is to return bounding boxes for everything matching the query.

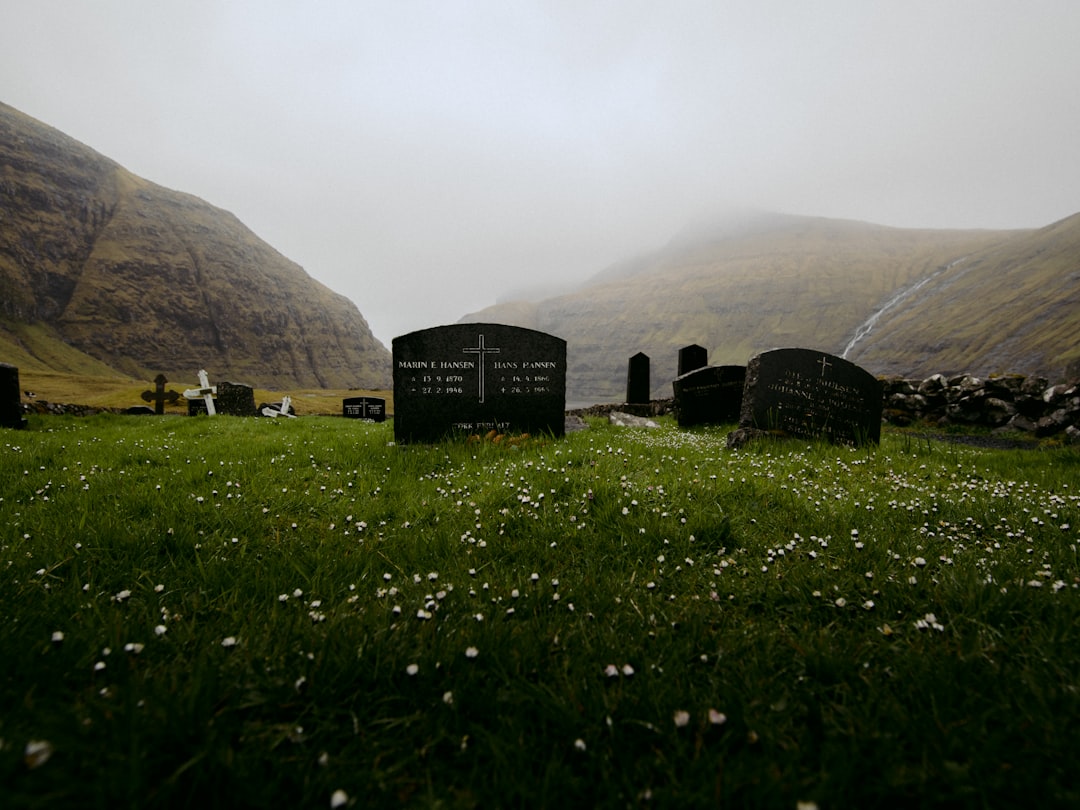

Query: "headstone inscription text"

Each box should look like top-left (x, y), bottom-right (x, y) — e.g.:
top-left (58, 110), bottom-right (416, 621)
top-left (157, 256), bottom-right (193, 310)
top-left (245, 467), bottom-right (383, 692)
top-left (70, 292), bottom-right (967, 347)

top-left (392, 323), bottom-right (566, 443)
top-left (343, 396), bottom-right (386, 421)
top-left (737, 348), bottom-right (882, 445)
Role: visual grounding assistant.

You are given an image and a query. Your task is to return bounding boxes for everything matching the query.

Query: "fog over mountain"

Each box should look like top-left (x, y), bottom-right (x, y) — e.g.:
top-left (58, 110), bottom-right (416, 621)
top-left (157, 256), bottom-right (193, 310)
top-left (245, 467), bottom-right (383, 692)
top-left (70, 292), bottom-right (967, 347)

top-left (3, 2), bottom-right (1079, 345)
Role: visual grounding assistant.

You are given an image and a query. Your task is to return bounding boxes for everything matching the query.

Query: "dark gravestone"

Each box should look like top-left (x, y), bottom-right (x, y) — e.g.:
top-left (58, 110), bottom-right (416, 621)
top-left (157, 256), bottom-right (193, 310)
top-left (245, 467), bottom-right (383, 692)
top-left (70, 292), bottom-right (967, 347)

top-left (1, 363), bottom-right (27, 429)
top-left (216, 382), bottom-right (257, 417)
top-left (140, 374), bottom-right (180, 414)
top-left (392, 323), bottom-right (566, 443)
top-left (678, 344), bottom-right (708, 377)
top-left (626, 352), bottom-right (650, 404)
top-left (125, 406), bottom-right (156, 415)
top-left (343, 396), bottom-right (386, 422)
top-left (735, 348), bottom-right (882, 445)
top-left (673, 365), bottom-right (746, 427)
top-left (187, 396), bottom-right (212, 416)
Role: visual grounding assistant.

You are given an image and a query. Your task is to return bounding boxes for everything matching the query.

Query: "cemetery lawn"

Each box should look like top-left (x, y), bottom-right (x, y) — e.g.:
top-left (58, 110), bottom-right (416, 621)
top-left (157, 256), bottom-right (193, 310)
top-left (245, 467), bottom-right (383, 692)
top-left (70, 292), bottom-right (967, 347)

top-left (2, 415), bottom-right (1078, 809)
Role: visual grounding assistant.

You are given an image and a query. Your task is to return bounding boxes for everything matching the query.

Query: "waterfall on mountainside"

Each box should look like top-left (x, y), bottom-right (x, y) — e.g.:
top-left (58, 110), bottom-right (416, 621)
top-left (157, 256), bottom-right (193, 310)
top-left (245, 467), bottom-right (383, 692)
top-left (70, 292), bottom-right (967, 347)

top-left (841, 257), bottom-right (968, 359)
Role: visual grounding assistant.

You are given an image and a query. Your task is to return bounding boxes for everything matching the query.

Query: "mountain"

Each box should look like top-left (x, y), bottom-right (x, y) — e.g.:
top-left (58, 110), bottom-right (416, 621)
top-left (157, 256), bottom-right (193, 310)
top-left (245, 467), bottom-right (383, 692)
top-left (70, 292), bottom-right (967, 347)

top-left (0, 101), bottom-right (390, 389)
top-left (461, 211), bottom-right (1033, 403)
top-left (844, 212), bottom-right (1080, 380)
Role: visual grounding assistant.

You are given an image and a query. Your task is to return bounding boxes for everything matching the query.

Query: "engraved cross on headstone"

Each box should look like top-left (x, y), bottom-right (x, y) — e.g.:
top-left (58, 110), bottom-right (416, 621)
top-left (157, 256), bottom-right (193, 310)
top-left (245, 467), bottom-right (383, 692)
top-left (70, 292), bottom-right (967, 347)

top-left (183, 369), bottom-right (218, 415)
top-left (141, 373), bottom-right (180, 415)
top-left (462, 334), bottom-right (500, 403)
top-left (818, 356), bottom-right (832, 377)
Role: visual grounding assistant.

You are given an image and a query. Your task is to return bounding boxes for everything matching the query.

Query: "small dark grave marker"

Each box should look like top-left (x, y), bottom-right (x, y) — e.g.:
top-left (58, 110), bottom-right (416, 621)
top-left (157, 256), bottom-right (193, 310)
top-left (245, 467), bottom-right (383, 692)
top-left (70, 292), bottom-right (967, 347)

top-left (343, 396), bottom-right (386, 422)
top-left (392, 323), bottom-right (566, 443)
top-left (626, 352), bottom-right (650, 404)
top-left (1, 363), bottom-right (27, 429)
top-left (125, 406), bottom-right (156, 415)
top-left (735, 348), bottom-right (882, 445)
top-left (678, 344), bottom-right (708, 377)
top-left (140, 373), bottom-right (180, 415)
top-left (216, 381), bottom-right (257, 417)
top-left (673, 365), bottom-right (746, 427)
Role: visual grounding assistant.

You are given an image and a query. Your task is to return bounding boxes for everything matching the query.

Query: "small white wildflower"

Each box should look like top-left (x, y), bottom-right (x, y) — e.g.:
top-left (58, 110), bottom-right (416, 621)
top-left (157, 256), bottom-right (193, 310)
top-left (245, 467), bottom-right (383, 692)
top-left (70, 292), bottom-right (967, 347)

top-left (124, 642), bottom-right (145, 654)
top-left (443, 691), bottom-right (454, 705)
top-left (708, 709), bottom-right (727, 725)
top-left (330, 788), bottom-right (349, 808)
top-left (154, 624), bottom-right (167, 636)
top-left (573, 738), bottom-right (587, 751)
top-left (465, 646), bottom-right (479, 659)
top-left (621, 663), bottom-right (635, 676)
top-left (115, 589), bottom-right (131, 602)
top-left (406, 663), bottom-right (419, 676)
top-left (51, 631), bottom-right (64, 644)
top-left (24, 739), bottom-right (54, 769)
top-left (221, 636), bottom-right (238, 648)
top-left (604, 664), bottom-right (619, 677)
top-left (673, 710), bottom-right (691, 728)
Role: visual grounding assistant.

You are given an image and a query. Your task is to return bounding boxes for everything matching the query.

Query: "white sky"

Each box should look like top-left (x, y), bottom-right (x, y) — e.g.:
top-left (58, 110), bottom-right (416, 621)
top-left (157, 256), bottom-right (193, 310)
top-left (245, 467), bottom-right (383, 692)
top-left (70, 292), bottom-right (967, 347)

top-left (4, 1), bottom-right (1079, 347)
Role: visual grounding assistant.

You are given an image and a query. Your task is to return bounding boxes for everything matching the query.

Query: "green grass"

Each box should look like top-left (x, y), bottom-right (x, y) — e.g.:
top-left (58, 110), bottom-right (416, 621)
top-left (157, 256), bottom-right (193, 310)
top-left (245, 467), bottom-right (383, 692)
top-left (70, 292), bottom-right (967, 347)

top-left (2, 414), bottom-right (1078, 808)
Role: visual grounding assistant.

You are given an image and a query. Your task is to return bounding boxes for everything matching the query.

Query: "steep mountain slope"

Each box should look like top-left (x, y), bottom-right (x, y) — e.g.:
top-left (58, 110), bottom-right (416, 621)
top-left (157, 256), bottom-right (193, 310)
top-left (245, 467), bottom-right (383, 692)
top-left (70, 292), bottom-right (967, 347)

top-left (0, 101), bottom-right (390, 389)
top-left (845, 212), bottom-right (1080, 380)
top-left (462, 213), bottom-right (1015, 403)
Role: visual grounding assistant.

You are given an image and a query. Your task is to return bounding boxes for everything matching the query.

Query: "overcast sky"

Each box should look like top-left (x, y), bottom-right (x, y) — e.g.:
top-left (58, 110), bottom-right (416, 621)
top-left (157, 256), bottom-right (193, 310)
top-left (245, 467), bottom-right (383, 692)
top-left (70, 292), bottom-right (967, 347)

top-left (4, 1), bottom-right (1079, 346)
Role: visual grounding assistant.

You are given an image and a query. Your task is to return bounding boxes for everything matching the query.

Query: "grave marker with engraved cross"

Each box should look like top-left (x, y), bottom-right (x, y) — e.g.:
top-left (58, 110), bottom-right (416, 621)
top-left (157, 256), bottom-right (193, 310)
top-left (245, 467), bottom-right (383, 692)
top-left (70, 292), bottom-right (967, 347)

top-left (392, 323), bottom-right (566, 443)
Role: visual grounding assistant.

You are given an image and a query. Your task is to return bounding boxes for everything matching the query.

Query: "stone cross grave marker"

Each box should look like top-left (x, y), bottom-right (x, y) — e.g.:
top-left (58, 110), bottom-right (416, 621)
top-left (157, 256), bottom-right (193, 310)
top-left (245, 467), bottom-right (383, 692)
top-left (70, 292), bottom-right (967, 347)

top-left (183, 370), bottom-right (217, 415)
top-left (626, 352), bottom-right (650, 404)
top-left (141, 374), bottom-right (180, 415)
top-left (1, 363), bottom-right (27, 430)
top-left (734, 348), bottom-right (882, 445)
top-left (392, 323), bottom-right (566, 443)
top-left (672, 365), bottom-right (746, 427)
top-left (343, 396), bottom-right (386, 421)
top-left (261, 395), bottom-right (296, 418)
top-left (677, 344), bottom-right (708, 377)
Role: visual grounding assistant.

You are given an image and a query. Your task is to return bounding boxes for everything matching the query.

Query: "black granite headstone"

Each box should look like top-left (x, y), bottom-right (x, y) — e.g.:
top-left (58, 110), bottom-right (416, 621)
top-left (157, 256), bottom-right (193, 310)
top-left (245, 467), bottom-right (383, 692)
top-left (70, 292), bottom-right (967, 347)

top-left (673, 365), bottom-right (746, 427)
top-left (343, 396), bottom-right (386, 422)
top-left (392, 323), bottom-right (566, 443)
top-left (626, 352), bottom-right (650, 404)
top-left (216, 382), bottom-right (257, 417)
top-left (1, 363), bottom-right (27, 429)
top-left (187, 397), bottom-right (212, 416)
top-left (735, 348), bottom-right (882, 445)
top-left (677, 344), bottom-right (708, 377)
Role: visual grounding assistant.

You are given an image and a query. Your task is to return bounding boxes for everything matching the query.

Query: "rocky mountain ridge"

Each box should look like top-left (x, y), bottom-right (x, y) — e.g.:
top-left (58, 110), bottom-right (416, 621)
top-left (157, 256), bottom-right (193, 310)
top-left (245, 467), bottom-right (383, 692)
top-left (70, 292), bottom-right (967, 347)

top-left (0, 101), bottom-right (390, 389)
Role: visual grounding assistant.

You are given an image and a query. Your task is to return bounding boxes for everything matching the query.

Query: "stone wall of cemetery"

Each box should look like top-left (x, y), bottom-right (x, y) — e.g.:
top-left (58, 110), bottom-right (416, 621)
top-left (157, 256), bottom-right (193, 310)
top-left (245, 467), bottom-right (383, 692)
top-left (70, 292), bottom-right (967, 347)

top-left (880, 373), bottom-right (1080, 441)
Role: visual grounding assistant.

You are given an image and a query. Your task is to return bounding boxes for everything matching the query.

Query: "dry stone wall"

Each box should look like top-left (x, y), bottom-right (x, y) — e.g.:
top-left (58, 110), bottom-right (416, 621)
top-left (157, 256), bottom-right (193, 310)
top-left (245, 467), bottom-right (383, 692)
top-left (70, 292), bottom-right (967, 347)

top-left (881, 373), bottom-right (1080, 442)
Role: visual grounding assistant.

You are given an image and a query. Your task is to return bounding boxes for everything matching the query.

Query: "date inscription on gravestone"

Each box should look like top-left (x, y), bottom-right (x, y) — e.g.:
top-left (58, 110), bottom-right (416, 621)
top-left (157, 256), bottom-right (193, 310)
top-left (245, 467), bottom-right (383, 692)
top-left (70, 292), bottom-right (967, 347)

top-left (392, 323), bottom-right (567, 443)
top-left (737, 348), bottom-right (882, 445)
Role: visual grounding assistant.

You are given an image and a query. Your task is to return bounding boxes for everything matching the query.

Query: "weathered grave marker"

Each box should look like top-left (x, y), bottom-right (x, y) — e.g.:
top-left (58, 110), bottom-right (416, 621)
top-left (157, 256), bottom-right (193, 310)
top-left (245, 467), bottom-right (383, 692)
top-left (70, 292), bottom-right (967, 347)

top-left (343, 396), bottom-right (386, 421)
top-left (678, 344), bottom-right (708, 377)
top-left (734, 348), bottom-right (882, 445)
top-left (140, 374), bottom-right (180, 415)
top-left (216, 382), bottom-right (257, 417)
top-left (626, 352), bottom-right (650, 404)
top-left (1, 363), bottom-right (27, 429)
top-left (183, 370), bottom-right (217, 416)
top-left (392, 323), bottom-right (566, 443)
top-left (673, 365), bottom-right (746, 427)
top-left (261, 395), bottom-right (296, 418)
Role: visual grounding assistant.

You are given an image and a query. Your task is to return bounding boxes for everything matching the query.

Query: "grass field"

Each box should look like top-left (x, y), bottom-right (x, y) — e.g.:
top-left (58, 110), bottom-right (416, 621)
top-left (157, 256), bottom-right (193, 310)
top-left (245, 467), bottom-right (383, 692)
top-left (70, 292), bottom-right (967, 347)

top-left (1, 413), bottom-right (1078, 808)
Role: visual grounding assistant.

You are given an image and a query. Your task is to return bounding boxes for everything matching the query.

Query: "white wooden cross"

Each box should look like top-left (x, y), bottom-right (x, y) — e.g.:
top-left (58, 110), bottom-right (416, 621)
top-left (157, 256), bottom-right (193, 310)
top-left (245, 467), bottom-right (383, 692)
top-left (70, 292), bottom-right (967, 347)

top-left (261, 395), bottom-right (295, 418)
top-left (183, 369), bottom-right (217, 415)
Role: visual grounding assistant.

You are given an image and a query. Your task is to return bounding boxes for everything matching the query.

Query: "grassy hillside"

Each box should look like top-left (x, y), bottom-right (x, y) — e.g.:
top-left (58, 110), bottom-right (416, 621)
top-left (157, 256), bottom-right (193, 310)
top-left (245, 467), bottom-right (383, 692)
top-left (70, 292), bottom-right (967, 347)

top-left (0, 101), bottom-right (390, 390)
top-left (463, 213), bottom-right (1015, 403)
top-left (847, 212), bottom-right (1080, 380)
